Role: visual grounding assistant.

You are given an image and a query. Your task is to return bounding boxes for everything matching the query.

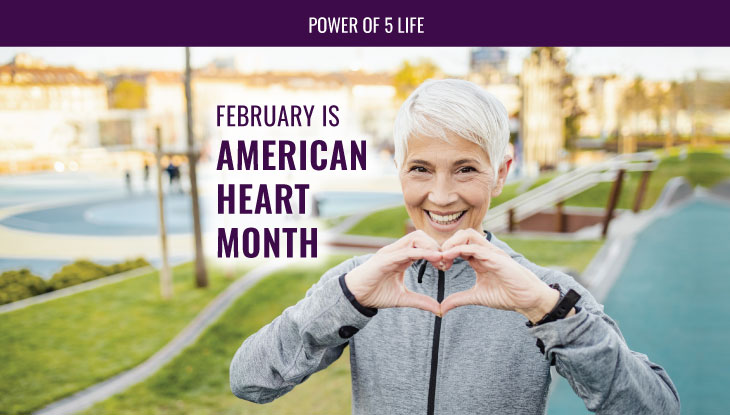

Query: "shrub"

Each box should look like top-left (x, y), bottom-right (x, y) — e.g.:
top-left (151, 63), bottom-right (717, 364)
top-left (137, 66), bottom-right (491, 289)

top-left (48, 260), bottom-right (109, 291)
top-left (107, 258), bottom-right (151, 275)
top-left (0, 258), bottom-right (151, 303)
top-left (0, 269), bottom-right (48, 305)
top-left (48, 258), bottom-right (151, 291)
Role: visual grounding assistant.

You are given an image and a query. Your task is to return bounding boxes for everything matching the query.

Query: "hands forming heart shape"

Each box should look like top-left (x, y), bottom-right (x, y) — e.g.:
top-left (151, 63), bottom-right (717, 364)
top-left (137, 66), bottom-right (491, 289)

top-left (344, 229), bottom-right (559, 322)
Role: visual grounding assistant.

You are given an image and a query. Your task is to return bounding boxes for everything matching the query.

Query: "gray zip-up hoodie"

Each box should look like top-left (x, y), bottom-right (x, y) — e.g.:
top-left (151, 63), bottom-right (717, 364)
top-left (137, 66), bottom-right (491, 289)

top-left (230, 234), bottom-right (680, 414)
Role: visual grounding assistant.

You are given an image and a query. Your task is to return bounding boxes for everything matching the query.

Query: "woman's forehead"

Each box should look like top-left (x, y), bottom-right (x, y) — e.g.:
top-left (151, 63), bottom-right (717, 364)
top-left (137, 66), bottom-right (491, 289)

top-left (405, 135), bottom-right (490, 163)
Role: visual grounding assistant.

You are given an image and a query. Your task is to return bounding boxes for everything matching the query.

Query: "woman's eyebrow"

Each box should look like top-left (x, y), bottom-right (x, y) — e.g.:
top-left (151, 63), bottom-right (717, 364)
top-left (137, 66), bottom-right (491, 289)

top-left (453, 158), bottom-right (480, 166)
top-left (407, 159), bottom-right (433, 167)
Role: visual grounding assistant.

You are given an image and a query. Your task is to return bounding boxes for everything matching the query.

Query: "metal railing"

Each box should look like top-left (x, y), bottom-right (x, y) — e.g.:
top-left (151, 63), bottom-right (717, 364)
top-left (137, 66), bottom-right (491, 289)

top-left (483, 152), bottom-right (659, 232)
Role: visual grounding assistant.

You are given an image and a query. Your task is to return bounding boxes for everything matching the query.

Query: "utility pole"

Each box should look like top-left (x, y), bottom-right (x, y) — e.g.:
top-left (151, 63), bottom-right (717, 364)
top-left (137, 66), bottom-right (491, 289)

top-left (155, 127), bottom-right (173, 299)
top-left (185, 47), bottom-right (208, 288)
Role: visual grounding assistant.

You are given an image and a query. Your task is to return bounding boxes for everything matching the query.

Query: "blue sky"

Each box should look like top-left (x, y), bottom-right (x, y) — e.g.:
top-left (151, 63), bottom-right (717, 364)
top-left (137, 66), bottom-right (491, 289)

top-left (1, 47), bottom-right (729, 81)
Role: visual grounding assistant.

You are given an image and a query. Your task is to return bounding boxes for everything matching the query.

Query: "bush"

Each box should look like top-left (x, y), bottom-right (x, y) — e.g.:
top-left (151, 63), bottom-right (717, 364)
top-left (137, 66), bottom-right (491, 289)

top-left (0, 258), bottom-right (151, 304)
top-left (48, 258), bottom-right (151, 291)
top-left (107, 258), bottom-right (150, 275)
top-left (0, 269), bottom-right (48, 305)
top-left (48, 260), bottom-right (110, 291)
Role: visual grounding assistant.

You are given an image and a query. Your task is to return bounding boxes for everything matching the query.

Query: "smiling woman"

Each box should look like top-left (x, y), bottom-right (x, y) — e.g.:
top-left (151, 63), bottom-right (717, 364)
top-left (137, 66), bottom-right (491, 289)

top-left (229, 79), bottom-right (680, 415)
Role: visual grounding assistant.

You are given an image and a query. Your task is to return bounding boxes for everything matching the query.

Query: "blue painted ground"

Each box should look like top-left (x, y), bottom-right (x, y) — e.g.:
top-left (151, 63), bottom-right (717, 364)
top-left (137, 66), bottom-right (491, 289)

top-left (547, 198), bottom-right (730, 414)
top-left (1, 193), bottom-right (199, 236)
top-left (0, 172), bottom-right (405, 275)
top-left (0, 191), bottom-right (404, 236)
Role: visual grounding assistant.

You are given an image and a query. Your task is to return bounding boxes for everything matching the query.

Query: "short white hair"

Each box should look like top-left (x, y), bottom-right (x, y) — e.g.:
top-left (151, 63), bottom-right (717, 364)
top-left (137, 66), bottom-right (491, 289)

top-left (393, 79), bottom-right (510, 177)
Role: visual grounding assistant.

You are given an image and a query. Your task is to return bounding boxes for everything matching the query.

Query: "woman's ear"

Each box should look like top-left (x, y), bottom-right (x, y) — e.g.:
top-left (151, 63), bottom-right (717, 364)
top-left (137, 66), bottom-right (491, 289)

top-left (491, 154), bottom-right (513, 197)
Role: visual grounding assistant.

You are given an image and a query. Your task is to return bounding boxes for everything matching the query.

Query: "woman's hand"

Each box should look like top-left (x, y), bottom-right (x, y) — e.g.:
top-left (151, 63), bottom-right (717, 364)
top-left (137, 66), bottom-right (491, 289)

top-left (344, 230), bottom-right (443, 316)
top-left (439, 229), bottom-right (561, 323)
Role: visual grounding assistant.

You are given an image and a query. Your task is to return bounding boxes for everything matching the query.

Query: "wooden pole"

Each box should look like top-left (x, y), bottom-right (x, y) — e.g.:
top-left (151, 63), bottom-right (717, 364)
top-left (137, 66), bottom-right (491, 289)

top-left (602, 169), bottom-right (625, 238)
top-left (633, 170), bottom-right (652, 213)
top-left (156, 127), bottom-right (173, 299)
top-left (184, 47), bottom-right (208, 288)
top-left (508, 208), bottom-right (516, 233)
top-left (556, 200), bottom-right (566, 233)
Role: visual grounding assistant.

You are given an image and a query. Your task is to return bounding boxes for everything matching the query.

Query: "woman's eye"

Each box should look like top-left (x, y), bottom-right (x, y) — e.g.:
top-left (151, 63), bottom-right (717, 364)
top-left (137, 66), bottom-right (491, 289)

top-left (458, 166), bottom-right (477, 173)
top-left (409, 166), bottom-right (428, 173)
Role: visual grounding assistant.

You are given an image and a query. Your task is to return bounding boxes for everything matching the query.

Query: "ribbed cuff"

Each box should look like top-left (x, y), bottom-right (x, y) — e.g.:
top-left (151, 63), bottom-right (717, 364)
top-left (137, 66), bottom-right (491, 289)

top-left (338, 273), bottom-right (378, 317)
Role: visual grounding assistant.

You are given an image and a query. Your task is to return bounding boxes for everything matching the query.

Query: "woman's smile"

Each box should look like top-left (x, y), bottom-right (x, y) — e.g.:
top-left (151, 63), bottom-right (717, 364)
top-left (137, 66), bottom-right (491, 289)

top-left (425, 209), bottom-right (468, 229)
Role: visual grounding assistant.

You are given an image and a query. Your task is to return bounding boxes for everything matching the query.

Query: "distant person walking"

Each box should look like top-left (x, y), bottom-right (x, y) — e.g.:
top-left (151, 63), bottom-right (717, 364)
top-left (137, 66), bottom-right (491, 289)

top-left (143, 161), bottom-right (150, 190)
top-left (124, 170), bottom-right (132, 194)
top-left (165, 161), bottom-right (182, 194)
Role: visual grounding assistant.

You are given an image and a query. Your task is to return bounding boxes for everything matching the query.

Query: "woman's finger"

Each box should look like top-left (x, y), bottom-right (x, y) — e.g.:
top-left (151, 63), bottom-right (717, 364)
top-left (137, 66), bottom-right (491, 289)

top-left (440, 288), bottom-right (478, 315)
top-left (392, 247), bottom-right (442, 265)
top-left (397, 290), bottom-right (442, 316)
top-left (442, 244), bottom-right (489, 261)
top-left (441, 244), bottom-right (501, 273)
top-left (410, 231), bottom-right (441, 251)
top-left (441, 228), bottom-right (489, 252)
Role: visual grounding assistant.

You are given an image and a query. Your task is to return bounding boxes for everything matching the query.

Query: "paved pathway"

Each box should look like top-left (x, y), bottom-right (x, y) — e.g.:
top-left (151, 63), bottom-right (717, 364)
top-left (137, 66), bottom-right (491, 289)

top-left (547, 195), bottom-right (730, 413)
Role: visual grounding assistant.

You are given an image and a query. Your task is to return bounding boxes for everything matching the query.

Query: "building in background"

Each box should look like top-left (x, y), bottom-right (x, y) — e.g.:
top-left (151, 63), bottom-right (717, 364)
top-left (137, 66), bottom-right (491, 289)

top-left (470, 48), bottom-right (509, 84)
top-left (0, 53), bottom-right (399, 173)
top-left (520, 48), bottom-right (567, 173)
top-left (0, 54), bottom-right (108, 153)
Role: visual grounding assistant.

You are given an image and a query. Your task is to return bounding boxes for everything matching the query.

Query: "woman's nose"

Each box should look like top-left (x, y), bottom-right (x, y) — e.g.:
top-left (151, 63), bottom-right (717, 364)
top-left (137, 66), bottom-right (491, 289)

top-left (427, 175), bottom-right (458, 206)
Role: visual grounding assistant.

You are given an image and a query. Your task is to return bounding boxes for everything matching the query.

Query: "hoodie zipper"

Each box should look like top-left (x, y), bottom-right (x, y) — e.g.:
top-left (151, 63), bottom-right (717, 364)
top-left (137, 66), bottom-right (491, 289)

top-left (426, 269), bottom-right (445, 415)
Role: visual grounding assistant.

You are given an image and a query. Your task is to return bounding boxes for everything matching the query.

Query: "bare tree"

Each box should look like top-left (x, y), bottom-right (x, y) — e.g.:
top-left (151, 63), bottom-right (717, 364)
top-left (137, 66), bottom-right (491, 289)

top-left (185, 47), bottom-right (208, 288)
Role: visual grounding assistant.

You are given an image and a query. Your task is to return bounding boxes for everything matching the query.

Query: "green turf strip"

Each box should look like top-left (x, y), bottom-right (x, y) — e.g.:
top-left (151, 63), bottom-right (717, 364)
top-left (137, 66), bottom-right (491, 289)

top-left (0, 263), bottom-right (243, 414)
top-left (80, 256), bottom-right (354, 415)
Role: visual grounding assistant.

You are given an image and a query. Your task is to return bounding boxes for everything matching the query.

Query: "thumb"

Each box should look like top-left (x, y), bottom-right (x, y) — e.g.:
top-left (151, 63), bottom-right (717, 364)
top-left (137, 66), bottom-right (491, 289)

top-left (397, 290), bottom-right (442, 317)
top-left (440, 289), bottom-right (478, 316)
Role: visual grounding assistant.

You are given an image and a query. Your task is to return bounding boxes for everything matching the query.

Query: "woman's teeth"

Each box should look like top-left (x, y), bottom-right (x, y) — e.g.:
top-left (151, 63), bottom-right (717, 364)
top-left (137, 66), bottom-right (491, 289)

top-left (428, 211), bottom-right (465, 225)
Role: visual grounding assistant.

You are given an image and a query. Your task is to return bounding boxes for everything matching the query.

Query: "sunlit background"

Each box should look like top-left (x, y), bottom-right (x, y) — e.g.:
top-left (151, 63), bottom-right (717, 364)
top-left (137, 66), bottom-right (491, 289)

top-left (1, 47), bottom-right (729, 415)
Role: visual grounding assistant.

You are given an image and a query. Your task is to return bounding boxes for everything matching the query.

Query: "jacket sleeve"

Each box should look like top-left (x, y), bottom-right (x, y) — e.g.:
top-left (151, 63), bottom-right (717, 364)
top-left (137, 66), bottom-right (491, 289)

top-left (526, 268), bottom-right (680, 414)
top-left (229, 255), bottom-right (375, 404)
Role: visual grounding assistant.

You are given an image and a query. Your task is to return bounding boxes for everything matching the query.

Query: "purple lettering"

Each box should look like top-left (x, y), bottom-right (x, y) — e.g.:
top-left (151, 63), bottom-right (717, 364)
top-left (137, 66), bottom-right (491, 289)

top-left (216, 140), bottom-right (233, 170)
top-left (218, 227), bottom-right (238, 258)
top-left (242, 228), bottom-right (259, 258)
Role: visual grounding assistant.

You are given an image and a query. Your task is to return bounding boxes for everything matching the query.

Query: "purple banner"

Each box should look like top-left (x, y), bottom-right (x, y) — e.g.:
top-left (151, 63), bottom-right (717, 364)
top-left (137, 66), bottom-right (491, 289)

top-left (2, 0), bottom-right (729, 46)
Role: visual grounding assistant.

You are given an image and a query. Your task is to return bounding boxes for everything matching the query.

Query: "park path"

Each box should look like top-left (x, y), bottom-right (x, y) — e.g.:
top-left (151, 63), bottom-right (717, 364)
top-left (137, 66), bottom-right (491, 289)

top-left (33, 259), bottom-right (291, 415)
top-left (547, 191), bottom-right (730, 413)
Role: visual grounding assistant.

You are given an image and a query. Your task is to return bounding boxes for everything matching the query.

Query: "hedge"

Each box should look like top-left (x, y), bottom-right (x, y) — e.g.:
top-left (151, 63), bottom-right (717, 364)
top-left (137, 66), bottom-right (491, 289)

top-left (0, 258), bottom-right (150, 305)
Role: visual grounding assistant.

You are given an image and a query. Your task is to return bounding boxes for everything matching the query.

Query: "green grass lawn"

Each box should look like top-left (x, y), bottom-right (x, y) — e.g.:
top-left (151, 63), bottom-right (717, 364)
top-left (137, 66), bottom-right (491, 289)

top-left (345, 205), bottom-right (410, 238)
top-left (497, 235), bottom-right (604, 273)
top-left (80, 255), bottom-right (355, 415)
top-left (0, 262), bottom-right (247, 415)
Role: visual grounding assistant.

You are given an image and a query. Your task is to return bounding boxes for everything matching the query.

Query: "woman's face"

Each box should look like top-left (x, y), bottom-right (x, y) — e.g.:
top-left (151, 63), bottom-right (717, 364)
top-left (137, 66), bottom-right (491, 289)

top-left (399, 134), bottom-right (511, 245)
